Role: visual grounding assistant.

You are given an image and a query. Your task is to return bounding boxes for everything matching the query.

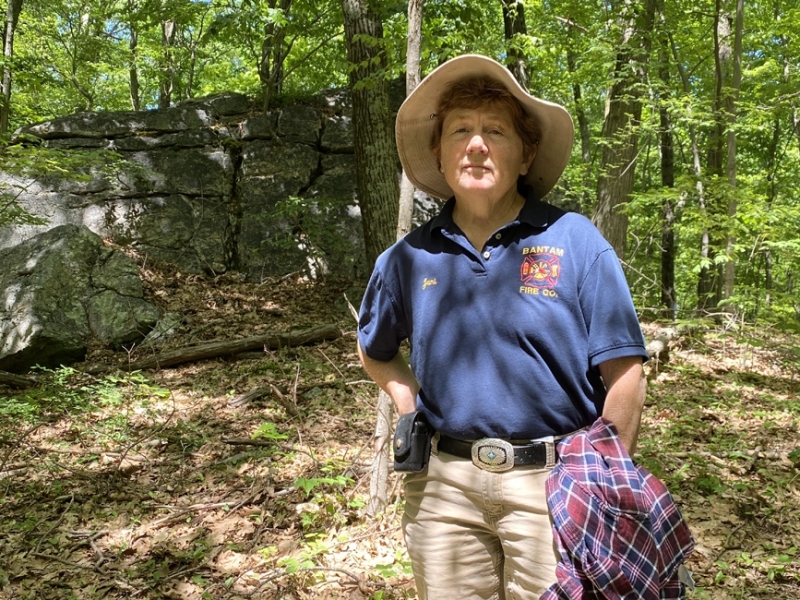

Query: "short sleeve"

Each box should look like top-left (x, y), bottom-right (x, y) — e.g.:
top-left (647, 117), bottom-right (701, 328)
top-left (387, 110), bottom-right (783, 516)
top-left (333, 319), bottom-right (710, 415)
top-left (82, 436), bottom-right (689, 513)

top-left (357, 267), bottom-right (408, 362)
top-left (579, 248), bottom-right (648, 368)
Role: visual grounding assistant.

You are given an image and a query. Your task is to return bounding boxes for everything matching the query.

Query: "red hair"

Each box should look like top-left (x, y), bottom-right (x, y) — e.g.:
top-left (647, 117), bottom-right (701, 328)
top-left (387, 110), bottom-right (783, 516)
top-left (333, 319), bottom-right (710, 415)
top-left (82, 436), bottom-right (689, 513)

top-left (429, 76), bottom-right (542, 162)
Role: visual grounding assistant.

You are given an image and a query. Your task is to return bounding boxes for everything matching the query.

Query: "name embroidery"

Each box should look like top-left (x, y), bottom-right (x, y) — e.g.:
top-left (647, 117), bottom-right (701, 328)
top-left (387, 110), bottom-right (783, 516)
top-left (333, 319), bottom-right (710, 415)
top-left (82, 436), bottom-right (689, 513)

top-left (422, 277), bottom-right (438, 290)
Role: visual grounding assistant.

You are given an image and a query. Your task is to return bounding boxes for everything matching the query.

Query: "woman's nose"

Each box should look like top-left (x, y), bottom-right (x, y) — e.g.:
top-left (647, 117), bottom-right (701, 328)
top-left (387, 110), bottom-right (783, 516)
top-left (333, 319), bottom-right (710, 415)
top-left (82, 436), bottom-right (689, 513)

top-left (466, 134), bottom-right (488, 154)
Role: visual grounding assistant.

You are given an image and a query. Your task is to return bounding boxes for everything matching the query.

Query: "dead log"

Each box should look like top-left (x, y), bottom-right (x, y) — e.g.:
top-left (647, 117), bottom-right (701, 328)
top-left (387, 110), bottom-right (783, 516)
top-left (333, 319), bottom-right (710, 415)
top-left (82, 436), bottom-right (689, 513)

top-left (0, 370), bottom-right (37, 389)
top-left (86, 324), bottom-right (341, 373)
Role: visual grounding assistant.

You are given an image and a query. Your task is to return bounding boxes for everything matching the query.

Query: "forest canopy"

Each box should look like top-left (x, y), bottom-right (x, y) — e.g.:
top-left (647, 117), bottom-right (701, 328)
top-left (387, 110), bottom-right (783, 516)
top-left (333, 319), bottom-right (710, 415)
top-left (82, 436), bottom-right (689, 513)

top-left (1, 0), bottom-right (799, 330)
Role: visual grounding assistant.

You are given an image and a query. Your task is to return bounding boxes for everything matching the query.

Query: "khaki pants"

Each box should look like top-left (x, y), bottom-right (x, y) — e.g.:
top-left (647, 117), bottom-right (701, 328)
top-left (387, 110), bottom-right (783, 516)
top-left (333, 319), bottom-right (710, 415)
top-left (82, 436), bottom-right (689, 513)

top-left (402, 451), bottom-right (558, 600)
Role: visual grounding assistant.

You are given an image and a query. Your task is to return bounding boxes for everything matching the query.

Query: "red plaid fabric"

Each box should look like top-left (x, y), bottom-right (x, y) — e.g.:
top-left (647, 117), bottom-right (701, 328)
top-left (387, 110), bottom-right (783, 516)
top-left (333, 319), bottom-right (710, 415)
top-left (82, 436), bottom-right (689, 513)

top-left (542, 418), bottom-right (694, 599)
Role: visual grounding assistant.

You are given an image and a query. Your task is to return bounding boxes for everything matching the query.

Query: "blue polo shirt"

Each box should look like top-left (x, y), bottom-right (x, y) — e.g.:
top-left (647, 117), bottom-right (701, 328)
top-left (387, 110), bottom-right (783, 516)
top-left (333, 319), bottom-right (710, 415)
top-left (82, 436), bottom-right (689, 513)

top-left (357, 189), bottom-right (648, 440)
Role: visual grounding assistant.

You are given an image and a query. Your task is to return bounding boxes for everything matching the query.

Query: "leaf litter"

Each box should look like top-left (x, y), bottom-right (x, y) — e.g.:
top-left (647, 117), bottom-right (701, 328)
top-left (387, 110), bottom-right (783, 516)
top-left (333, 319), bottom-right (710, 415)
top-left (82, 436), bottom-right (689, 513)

top-left (0, 268), bottom-right (798, 599)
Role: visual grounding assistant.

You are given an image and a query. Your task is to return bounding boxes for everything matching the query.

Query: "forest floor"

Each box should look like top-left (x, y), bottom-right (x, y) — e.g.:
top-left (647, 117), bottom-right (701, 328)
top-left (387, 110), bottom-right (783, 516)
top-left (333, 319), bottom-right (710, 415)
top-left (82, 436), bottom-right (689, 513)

top-left (1, 267), bottom-right (799, 600)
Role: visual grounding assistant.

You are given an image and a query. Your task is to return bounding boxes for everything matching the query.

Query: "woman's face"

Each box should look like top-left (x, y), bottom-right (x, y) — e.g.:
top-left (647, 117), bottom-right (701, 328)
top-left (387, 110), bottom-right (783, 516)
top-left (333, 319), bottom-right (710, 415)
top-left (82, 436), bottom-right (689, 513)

top-left (438, 105), bottom-right (535, 202)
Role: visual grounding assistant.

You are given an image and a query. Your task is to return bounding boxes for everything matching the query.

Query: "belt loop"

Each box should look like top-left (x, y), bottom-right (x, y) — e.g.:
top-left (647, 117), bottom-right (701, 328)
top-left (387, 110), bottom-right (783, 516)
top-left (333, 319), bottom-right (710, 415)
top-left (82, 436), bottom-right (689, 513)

top-left (430, 432), bottom-right (440, 456)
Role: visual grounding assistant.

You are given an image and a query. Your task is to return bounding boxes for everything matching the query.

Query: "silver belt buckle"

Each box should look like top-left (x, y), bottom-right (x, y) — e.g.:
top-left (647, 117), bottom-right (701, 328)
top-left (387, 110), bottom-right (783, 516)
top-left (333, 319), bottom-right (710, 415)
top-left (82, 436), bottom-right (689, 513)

top-left (471, 438), bottom-right (515, 472)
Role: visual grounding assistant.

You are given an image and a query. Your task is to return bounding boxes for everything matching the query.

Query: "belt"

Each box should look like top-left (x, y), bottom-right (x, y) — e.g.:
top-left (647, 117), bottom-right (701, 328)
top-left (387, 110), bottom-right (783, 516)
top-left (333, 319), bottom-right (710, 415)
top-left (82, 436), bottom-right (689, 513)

top-left (435, 434), bottom-right (559, 472)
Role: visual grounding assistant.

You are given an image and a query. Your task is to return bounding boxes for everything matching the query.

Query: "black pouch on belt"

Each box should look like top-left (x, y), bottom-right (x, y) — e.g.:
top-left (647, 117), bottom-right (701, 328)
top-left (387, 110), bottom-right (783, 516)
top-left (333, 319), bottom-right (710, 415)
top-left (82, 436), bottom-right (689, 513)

top-left (393, 411), bottom-right (432, 473)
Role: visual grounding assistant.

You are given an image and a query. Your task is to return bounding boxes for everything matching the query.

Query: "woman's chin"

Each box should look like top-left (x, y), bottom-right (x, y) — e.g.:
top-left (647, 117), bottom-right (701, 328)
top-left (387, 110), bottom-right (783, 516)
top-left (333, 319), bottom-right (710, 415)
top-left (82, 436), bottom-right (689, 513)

top-left (452, 181), bottom-right (514, 200)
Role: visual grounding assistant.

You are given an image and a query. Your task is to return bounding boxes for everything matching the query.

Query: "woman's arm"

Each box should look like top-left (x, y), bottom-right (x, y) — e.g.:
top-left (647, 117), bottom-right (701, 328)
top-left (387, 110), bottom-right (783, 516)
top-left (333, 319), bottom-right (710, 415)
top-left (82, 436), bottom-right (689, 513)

top-left (599, 355), bottom-right (647, 455)
top-left (357, 341), bottom-right (420, 416)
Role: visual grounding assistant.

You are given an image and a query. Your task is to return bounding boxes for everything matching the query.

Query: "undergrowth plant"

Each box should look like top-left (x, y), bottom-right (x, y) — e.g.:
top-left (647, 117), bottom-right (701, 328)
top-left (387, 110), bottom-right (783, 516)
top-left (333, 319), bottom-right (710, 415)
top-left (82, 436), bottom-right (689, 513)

top-left (0, 367), bottom-right (170, 425)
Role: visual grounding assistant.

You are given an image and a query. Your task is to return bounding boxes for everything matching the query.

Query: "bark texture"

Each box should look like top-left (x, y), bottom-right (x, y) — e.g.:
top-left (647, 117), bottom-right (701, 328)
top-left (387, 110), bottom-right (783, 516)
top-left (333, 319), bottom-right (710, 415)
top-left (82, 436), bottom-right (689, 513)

top-left (501, 0), bottom-right (528, 90)
top-left (593, 0), bottom-right (657, 259)
top-left (698, 1), bottom-right (732, 313)
top-left (260, 0), bottom-right (292, 114)
top-left (158, 20), bottom-right (176, 109)
top-left (341, 0), bottom-right (399, 268)
top-left (658, 34), bottom-right (676, 319)
top-left (396, 0), bottom-right (423, 240)
top-left (722, 0), bottom-right (743, 308)
top-left (1, 0), bottom-right (23, 134)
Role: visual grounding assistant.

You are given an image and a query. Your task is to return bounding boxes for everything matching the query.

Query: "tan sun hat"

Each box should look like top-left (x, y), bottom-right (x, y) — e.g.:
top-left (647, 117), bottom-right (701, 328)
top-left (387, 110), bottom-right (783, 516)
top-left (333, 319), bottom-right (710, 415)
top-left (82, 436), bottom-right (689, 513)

top-left (396, 54), bottom-right (574, 201)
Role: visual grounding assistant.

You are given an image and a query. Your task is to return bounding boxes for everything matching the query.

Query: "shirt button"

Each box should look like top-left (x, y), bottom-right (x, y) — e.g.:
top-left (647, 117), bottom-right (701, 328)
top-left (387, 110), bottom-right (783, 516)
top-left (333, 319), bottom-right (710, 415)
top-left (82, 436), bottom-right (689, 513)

top-left (483, 251), bottom-right (491, 259)
top-left (494, 233), bottom-right (502, 240)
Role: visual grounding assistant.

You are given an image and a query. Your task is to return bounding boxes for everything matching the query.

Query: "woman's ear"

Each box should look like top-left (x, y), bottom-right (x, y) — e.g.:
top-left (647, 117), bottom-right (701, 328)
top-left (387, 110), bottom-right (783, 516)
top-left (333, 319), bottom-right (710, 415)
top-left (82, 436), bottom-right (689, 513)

top-left (430, 146), bottom-right (443, 173)
top-left (520, 145), bottom-right (537, 175)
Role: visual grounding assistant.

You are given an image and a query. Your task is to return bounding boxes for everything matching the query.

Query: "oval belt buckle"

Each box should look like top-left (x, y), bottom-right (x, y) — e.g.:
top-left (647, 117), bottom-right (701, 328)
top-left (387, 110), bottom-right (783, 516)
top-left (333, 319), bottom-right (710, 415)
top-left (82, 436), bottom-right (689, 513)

top-left (471, 438), bottom-right (515, 472)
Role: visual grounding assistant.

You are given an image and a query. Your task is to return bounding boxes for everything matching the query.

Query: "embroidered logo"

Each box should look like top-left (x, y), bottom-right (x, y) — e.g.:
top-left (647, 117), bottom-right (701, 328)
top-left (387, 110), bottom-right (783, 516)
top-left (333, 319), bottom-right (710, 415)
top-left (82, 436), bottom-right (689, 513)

top-left (422, 277), bottom-right (438, 290)
top-left (520, 253), bottom-right (561, 289)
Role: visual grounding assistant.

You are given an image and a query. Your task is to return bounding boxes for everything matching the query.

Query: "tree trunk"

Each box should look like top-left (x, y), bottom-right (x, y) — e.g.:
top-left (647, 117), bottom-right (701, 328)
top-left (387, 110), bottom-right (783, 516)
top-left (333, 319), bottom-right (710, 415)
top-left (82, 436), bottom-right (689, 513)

top-left (667, 29), bottom-right (708, 316)
top-left (0, 0), bottom-right (22, 135)
top-left (341, 0), bottom-right (399, 268)
top-left (128, 25), bottom-right (140, 111)
top-left (794, 106), bottom-right (800, 155)
top-left (565, 47), bottom-right (592, 211)
top-left (762, 114), bottom-right (780, 306)
top-left (722, 0), bottom-right (743, 311)
top-left (260, 0), bottom-right (292, 114)
top-left (158, 20), bottom-right (176, 109)
top-left (566, 49), bottom-right (590, 166)
top-left (658, 34), bottom-right (676, 320)
top-left (342, 0), bottom-right (403, 517)
top-left (697, 0), bottom-right (730, 313)
top-left (70, 13), bottom-right (94, 111)
top-left (766, 8), bottom-right (793, 307)
top-left (186, 44), bottom-right (196, 100)
top-left (368, 389), bottom-right (393, 516)
top-left (396, 0), bottom-right (423, 239)
top-left (501, 0), bottom-right (528, 90)
top-left (593, 0), bottom-right (657, 259)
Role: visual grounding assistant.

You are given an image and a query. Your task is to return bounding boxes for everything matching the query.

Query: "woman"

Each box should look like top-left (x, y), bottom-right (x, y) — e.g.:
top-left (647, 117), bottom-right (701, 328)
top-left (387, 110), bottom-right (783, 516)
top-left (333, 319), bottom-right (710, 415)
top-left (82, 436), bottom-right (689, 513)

top-left (357, 54), bottom-right (648, 600)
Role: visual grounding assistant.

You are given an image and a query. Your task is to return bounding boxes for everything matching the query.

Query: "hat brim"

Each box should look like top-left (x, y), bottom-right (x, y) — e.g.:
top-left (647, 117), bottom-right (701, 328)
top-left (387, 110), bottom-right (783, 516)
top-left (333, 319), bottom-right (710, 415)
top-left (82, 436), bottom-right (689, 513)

top-left (396, 54), bottom-right (574, 201)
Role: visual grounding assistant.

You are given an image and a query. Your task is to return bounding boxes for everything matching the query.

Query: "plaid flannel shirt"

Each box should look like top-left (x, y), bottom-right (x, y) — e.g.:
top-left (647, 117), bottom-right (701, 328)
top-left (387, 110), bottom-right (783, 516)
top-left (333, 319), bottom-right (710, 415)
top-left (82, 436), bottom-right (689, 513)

top-left (542, 418), bottom-right (694, 600)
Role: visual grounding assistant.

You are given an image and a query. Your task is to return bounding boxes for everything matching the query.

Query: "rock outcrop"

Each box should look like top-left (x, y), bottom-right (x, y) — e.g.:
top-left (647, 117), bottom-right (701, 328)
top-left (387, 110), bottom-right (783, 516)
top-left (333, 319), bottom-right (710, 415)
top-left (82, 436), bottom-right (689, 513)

top-left (0, 92), bottom-right (391, 281)
top-left (0, 225), bottom-right (159, 373)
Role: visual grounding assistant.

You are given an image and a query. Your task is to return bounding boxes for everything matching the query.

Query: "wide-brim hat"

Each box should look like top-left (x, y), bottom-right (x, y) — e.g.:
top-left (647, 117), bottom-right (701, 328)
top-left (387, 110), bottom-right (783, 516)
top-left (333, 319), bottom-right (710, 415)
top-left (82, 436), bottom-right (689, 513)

top-left (396, 54), bottom-right (574, 200)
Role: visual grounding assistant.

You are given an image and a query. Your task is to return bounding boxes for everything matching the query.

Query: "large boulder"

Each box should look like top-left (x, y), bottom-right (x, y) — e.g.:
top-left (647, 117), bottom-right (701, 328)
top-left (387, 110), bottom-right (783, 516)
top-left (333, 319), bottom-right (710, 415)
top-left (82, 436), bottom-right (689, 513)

top-left (0, 225), bottom-right (159, 373)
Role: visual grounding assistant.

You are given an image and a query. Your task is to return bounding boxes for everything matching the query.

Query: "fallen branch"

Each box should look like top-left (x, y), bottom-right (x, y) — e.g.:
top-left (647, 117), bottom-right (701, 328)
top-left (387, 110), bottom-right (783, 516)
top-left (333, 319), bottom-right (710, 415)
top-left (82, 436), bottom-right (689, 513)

top-left (85, 324), bottom-right (341, 373)
top-left (228, 383), bottom-right (298, 416)
top-left (250, 565), bottom-right (387, 596)
top-left (0, 465), bottom-right (28, 478)
top-left (149, 497), bottom-right (255, 527)
top-left (228, 386), bottom-right (272, 408)
top-left (0, 370), bottom-right (37, 389)
top-left (34, 494), bottom-right (75, 553)
top-left (223, 438), bottom-right (275, 447)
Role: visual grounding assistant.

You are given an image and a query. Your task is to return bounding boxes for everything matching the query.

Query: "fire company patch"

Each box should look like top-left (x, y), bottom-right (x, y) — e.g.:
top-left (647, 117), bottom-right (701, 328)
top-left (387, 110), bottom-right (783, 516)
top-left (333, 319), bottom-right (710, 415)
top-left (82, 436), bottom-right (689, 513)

top-left (520, 253), bottom-right (561, 289)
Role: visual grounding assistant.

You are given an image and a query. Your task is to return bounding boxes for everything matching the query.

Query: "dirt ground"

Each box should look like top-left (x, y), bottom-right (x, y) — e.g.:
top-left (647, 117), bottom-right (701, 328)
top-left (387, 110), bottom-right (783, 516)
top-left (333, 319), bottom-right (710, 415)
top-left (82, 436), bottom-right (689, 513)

top-left (1, 267), bottom-right (798, 599)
